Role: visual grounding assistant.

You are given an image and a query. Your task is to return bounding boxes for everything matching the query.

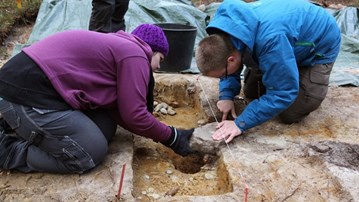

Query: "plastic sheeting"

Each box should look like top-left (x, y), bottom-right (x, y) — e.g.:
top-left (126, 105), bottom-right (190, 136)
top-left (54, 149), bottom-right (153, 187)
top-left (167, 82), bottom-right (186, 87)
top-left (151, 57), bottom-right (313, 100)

top-left (12, 0), bottom-right (92, 55)
top-left (11, 0), bottom-right (359, 86)
top-left (331, 7), bottom-right (359, 86)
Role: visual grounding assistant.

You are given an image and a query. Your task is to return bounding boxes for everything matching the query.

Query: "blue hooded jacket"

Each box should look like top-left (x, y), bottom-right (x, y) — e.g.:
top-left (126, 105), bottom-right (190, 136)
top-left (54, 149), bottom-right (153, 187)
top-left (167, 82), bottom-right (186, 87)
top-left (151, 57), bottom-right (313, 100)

top-left (207, 0), bottom-right (341, 131)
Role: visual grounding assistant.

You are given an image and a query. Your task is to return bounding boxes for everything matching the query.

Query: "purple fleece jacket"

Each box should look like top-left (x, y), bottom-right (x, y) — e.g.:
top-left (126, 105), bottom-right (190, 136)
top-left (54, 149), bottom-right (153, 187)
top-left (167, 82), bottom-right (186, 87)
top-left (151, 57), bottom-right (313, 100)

top-left (23, 30), bottom-right (171, 142)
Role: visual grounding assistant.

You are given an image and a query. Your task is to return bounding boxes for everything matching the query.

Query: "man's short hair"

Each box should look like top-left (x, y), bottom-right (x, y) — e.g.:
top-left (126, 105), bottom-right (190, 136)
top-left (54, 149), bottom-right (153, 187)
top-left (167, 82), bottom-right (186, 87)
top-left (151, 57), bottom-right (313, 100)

top-left (195, 34), bottom-right (234, 75)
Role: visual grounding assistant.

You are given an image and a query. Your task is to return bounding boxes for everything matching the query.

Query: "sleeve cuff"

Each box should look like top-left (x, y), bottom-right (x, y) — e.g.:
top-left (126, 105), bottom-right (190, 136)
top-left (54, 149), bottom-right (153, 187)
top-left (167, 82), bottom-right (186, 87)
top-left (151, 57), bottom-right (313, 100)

top-left (219, 89), bottom-right (235, 100)
top-left (234, 117), bottom-right (247, 132)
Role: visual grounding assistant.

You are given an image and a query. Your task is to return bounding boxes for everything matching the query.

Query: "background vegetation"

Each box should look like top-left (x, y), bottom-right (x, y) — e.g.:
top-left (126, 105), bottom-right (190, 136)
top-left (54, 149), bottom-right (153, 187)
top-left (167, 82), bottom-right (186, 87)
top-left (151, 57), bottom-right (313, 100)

top-left (0, 0), bottom-right (41, 44)
top-left (0, 0), bottom-right (41, 59)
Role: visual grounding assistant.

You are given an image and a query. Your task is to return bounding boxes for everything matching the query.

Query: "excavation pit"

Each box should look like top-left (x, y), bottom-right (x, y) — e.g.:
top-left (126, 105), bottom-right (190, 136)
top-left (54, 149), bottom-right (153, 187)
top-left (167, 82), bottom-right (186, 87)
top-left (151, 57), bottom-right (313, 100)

top-left (131, 74), bottom-right (232, 200)
top-left (132, 137), bottom-right (232, 200)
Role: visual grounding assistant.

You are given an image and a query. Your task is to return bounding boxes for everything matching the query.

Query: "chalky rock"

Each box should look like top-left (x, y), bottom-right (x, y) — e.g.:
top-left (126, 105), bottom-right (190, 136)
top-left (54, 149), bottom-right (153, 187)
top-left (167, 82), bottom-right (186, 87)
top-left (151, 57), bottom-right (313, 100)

top-left (189, 122), bottom-right (222, 155)
top-left (167, 108), bottom-right (176, 115)
top-left (160, 108), bottom-right (167, 115)
top-left (161, 102), bottom-right (169, 110)
top-left (154, 103), bottom-right (162, 112)
top-left (154, 101), bottom-right (177, 115)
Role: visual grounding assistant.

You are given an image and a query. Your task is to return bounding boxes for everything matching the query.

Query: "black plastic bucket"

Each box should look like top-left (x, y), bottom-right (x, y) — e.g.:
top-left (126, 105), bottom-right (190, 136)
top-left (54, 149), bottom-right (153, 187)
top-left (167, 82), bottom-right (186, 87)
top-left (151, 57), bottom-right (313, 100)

top-left (156, 23), bottom-right (197, 72)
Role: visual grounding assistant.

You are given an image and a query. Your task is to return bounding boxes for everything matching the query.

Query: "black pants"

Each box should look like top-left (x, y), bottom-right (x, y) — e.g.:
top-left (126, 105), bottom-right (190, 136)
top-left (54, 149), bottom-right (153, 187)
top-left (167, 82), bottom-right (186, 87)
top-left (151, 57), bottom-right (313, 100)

top-left (242, 53), bottom-right (334, 124)
top-left (89, 0), bottom-right (130, 33)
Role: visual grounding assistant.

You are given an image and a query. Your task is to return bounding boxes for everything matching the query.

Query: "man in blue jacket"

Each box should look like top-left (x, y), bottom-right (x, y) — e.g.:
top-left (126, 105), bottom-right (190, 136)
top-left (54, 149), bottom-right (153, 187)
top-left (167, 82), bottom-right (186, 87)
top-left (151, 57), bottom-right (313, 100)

top-left (195, 0), bottom-right (341, 143)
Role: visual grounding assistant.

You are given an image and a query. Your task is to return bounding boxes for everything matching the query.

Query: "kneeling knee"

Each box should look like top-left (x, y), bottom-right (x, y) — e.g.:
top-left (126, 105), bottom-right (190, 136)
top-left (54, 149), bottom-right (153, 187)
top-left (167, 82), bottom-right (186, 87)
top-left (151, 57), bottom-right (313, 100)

top-left (65, 143), bottom-right (108, 173)
top-left (279, 112), bottom-right (309, 124)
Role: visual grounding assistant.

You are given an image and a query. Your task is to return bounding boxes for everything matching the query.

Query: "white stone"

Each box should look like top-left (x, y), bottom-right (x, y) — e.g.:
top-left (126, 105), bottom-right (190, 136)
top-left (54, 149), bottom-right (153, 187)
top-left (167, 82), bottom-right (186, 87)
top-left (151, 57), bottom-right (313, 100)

top-left (167, 109), bottom-right (176, 115)
top-left (160, 108), bottom-right (168, 114)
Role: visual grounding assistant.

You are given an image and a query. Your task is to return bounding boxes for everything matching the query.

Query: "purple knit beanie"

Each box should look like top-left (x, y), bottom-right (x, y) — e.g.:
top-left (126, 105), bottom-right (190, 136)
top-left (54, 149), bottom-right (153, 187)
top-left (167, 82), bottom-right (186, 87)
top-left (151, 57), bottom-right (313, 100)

top-left (131, 24), bottom-right (169, 56)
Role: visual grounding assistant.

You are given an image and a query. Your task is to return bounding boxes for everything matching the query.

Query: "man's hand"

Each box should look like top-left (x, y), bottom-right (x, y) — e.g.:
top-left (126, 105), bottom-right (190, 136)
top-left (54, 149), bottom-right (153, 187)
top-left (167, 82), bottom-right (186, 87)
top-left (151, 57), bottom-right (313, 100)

top-left (217, 100), bottom-right (237, 121)
top-left (212, 120), bottom-right (242, 143)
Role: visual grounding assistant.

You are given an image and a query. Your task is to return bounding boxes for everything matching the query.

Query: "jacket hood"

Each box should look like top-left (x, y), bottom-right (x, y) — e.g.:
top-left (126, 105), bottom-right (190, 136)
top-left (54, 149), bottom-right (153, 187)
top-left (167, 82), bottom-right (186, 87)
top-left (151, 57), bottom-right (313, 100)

top-left (206, 0), bottom-right (259, 53)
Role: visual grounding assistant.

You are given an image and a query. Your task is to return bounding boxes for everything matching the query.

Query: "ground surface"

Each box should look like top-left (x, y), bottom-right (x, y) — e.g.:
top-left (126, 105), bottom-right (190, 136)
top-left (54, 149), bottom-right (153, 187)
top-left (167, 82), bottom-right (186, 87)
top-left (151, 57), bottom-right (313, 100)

top-left (0, 75), bottom-right (358, 202)
top-left (0, 1), bottom-right (358, 202)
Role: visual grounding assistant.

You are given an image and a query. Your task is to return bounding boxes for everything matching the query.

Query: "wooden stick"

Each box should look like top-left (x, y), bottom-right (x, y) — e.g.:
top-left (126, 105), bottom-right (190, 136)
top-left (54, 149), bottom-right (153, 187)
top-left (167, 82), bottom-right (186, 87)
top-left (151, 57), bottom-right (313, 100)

top-left (244, 185), bottom-right (249, 202)
top-left (116, 163), bottom-right (127, 200)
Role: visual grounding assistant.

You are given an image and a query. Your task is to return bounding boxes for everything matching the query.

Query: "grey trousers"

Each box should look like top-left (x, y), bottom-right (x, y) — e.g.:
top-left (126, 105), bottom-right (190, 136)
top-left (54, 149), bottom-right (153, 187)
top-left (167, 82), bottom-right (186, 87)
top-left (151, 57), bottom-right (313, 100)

top-left (243, 55), bottom-right (333, 124)
top-left (0, 100), bottom-right (116, 173)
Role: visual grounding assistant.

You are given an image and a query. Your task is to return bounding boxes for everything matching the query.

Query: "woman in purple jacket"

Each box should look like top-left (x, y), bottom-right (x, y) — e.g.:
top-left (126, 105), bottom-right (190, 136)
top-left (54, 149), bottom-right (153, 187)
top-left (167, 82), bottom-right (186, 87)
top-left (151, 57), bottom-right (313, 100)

top-left (0, 24), bottom-right (193, 173)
